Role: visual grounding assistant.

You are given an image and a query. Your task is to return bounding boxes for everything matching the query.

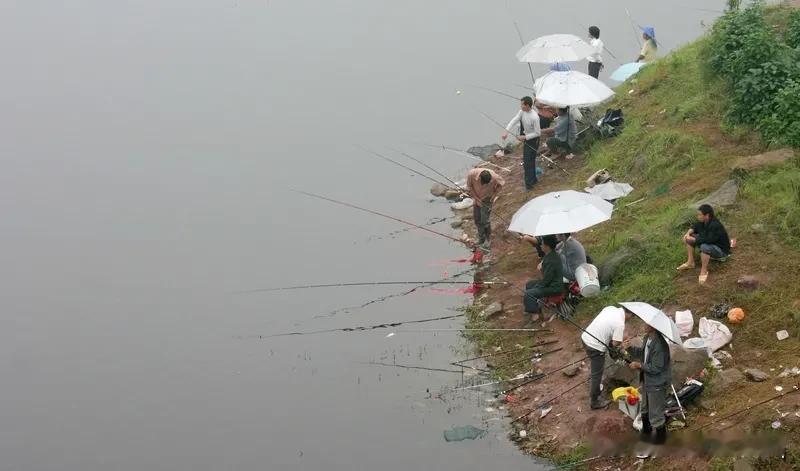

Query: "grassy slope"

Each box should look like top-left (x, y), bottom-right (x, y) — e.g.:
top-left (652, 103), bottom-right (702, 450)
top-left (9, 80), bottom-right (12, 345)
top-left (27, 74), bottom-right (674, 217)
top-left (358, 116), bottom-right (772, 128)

top-left (472, 7), bottom-right (800, 469)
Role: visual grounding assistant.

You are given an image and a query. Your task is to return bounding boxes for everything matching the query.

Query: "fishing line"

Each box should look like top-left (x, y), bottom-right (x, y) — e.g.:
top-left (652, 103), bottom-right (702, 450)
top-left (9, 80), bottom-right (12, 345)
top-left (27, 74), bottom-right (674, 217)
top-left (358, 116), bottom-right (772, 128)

top-left (502, 355), bottom-right (589, 394)
top-left (396, 328), bottom-right (551, 333)
top-left (625, 7), bottom-right (643, 48)
top-left (464, 84), bottom-right (520, 101)
top-left (235, 280), bottom-right (505, 294)
top-left (512, 21), bottom-right (537, 89)
top-left (361, 217), bottom-right (448, 244)
top-left (248, 313), bottom-right (466, 339)
top-left (415, 142), bottom-right (512, 173)
top-left (388, 147), bottom-right (468, 193)
top-left (357, 361), bottom-right (466, 374)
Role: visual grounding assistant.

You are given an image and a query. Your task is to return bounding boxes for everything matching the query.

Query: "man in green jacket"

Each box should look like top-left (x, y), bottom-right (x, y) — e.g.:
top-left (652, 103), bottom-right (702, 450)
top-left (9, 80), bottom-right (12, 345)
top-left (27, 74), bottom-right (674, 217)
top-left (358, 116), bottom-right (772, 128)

top-left (626, 323), bottom-right (672, 458)
top-left (522, 235), bottom-right (565, 325)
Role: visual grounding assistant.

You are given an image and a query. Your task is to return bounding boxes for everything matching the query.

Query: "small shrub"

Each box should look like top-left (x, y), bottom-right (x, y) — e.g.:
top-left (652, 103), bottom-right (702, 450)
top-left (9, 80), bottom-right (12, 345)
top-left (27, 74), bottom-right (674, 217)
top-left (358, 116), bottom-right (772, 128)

top-left (786, 10), bottom-right (800, 48)
top-left (758, 79), bottom-right (800, 147)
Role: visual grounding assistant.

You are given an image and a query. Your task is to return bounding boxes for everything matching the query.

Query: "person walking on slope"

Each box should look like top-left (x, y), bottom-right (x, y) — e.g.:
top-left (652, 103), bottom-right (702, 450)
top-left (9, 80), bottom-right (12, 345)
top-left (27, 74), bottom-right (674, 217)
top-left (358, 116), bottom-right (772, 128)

top-left (626, 322), bottom-right (672, 458)
top-left (581, 305), bottom-right (634, 409)
top-left (502, 96), bottom-right (541, 191)
top-left (466, 168), bottom-right (505, 252)
top-left (587, 26), bottom-right (604, 78)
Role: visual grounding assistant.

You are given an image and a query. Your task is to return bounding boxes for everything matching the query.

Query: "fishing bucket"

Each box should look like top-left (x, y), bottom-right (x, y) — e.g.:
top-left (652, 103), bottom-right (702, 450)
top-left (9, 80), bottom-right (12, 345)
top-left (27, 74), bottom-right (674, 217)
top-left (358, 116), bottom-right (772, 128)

top-left (574, 263), bottom-right (600, 297)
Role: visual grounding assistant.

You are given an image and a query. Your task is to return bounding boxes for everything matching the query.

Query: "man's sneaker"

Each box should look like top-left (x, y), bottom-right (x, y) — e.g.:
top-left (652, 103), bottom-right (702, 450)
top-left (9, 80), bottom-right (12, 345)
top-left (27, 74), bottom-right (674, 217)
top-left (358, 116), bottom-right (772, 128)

top-left (590, 397), bottom-right (611, 410)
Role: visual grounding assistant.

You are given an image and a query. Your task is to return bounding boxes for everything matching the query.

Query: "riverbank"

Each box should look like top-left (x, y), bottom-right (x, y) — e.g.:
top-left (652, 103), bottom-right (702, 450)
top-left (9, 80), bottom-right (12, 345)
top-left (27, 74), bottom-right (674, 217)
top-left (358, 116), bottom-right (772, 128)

top-left (451, 4), bottom-right (800, 469)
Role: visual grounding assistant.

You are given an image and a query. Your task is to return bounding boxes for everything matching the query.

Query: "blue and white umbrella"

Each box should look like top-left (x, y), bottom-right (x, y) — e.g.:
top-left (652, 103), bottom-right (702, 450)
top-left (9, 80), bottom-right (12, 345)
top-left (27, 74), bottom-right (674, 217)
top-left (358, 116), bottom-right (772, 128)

top-left (610, 62), bottom-right (648, 82)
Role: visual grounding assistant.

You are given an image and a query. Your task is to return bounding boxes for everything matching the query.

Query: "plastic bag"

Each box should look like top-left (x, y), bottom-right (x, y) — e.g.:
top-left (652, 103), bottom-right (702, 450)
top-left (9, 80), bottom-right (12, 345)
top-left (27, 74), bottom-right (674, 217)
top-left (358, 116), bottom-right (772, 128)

top-left (443, 425), bottom-right (487, 442)
top-left (675, 309), bottom-right (694, 337)
top-left (682, 337), bottom-right (707, 352)
top-left (698, 317), bottom-right (732, 352)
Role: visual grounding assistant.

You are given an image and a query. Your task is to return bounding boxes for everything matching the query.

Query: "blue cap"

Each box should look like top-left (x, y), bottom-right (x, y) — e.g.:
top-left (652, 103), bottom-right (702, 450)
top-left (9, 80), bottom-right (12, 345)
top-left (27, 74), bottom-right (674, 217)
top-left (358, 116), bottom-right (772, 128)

top-left (549, 62), bottom-right (571, 72)
top-left (641, 26), bottom-right (656, 41)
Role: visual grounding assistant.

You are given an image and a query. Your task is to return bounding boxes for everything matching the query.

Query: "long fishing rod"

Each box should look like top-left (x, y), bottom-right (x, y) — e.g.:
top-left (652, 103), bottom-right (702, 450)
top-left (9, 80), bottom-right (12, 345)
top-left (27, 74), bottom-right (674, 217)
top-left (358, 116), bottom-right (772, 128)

top-left (475, 108), bottom-right (571, 176)
top-left (397, 327), bottom-right (551, 333)
top-left (453, 339), bottom-right (559, 366)
top-left (357, 145), bottom-right (458, 191)
top-left (464, 84), bottom-right (520, 101)
top-left (502, 355), bottom-right (588, 394)
top-left (293, 190), bottom-right (470, 247)
top-left (358, 361), bottom-right (466, 374)
top-left (235, 280), bottom-right (506, 294)
top-left (693, 384), bottom-right (800, 431)
top-left (314, 266), bottom-right (476, 318)
top-left (416, 142), bottom-right (512, 173)
top-left (502, 347), bottom-right (564, 370)
top-left (249, 313), bottom-right (466, 339)
top-left (389, 147), bottom-right (467, 193)
top-left (513, 22), bottom-right (537, 89)
top-left (625, 8), bottom-right (643, 48)
top-left (511, 362), bottom-right (618, 423)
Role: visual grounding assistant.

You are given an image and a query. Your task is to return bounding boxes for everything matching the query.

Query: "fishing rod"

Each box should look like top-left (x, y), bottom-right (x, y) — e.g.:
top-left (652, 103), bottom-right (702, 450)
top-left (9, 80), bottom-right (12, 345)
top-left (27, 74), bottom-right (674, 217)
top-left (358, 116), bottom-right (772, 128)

top-left (249, 313), bottom-right (466, 338)
top-left (692, 384), bottom-right (800, 431)
top-left (389, 147), bottom-right (467, 193)
top-left (511, 362), bottom-right (619, 423)
top-left (362, 217), bottom-right (448, 244)
top-left (474, 108), bottom-right (571, 176)
top-left (358, 361), bottom-right (466, 374)
top-left (357, 145), bottom-right (458, 191)
top-left (293, 190), bottom-right (471, 247)
top-left (573, 21), bottom-right (619, 61)
top-left (315, 267), bottom-right (476, 318)
top-left (502, 355), bottom-right (588, 395)
top-left (416, 142), bottom-right (512, 173)
top-left (513, 22), bottom-right (537, 89)
top-left (450, 372), bottom-right (535, 391)
top-left (396, 327), bottom-right (552, 334)
top-left (502, 347), bottom-right (564, 371)
top-left (453, 339), bottom-right (559, 365)
top-left (464, 84), bottom-right (520, 101)
top-left (235, 280), bottom-right (506, 294)
top-left (625, 8), bottom-right (643, 49)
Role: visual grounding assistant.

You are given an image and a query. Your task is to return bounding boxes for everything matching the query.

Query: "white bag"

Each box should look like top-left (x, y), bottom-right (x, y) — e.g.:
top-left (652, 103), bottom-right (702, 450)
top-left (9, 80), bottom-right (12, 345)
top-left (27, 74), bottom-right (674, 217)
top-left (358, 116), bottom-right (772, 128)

top-left (682, 337), bottom-right (708, 353)
top-left (450, 198), bottom-right (474, 210)
top-left (698, 317), bottom-right (732, 352)
top-left (675, 310), bottom-right (694, 337)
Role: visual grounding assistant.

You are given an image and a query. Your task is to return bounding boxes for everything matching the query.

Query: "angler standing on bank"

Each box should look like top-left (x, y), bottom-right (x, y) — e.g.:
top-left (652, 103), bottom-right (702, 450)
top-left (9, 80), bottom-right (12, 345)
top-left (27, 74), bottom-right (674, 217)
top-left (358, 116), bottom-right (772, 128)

top-left (502, 96), bottom-right (541, 191)
top-left (466, 168), bottom-right (504, 252)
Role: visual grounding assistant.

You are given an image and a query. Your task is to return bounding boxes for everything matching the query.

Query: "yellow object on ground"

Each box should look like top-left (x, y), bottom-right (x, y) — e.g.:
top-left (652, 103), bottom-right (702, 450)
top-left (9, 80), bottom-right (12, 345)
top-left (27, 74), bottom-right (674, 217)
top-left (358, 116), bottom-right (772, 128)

top-left (612, 386), bottom-right (640, 401)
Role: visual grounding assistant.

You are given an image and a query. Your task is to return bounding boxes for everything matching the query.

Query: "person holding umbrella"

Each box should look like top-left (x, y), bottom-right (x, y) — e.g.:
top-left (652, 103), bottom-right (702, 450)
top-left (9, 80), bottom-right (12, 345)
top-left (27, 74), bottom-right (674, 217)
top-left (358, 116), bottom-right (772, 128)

top-left (502, 96), bottom-right (541, 191)
top-left (619, 302), bottom-right (678, 458)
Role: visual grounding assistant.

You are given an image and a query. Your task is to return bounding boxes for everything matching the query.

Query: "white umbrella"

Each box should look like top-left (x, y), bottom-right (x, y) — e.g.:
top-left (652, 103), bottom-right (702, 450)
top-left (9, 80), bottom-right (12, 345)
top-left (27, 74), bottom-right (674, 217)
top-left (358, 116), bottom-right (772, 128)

top-left (619, 302), bottom-right (682, 345)
top-left (508, 190), bottom-right (613, 236)
top-left (534, 70), bottom-right (615, 108)
top-left (585, 182), bottom-right (634, 201)
top-left (516, 34), bottom-right (595, 64)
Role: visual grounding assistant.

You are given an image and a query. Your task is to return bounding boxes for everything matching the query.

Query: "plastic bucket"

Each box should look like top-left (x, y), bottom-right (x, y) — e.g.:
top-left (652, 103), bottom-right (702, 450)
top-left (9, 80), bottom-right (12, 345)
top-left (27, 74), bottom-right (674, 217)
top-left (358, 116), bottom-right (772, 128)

top-left (575, 263), bottom-right (600, 297)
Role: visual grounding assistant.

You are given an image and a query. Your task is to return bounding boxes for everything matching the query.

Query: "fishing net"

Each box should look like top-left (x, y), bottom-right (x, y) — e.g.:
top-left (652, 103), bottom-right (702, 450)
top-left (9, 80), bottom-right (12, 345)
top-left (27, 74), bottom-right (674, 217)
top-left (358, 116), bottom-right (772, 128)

top-left (443, 425), bottom-right (487, 442)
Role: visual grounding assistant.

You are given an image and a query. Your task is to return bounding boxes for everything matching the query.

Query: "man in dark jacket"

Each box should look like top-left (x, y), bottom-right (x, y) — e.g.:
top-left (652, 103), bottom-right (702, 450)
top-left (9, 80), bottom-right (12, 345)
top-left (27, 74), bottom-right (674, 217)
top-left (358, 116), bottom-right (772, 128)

top-left (626, 324), bottom-right (672, 457)
top-left (677, 204), bottom-right (731, 285)
top-left (522, 235), bottom-right (564, 325)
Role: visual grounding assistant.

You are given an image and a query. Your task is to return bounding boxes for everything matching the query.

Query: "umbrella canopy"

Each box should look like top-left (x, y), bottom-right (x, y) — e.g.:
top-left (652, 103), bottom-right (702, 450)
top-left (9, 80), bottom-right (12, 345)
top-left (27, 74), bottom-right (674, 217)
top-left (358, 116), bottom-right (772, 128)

top-left (516, 34), bottom-right (596, 64)
top-left (533, 70), bottom-right (615, 108)
top-left (610, 62), bottom-right (648, 82)
top-left (585, 182), bottom-right (634, 201)
top-left (508, 190), bottom-right (613, 236)
top-left (619, 302), bottom-right (682, 345)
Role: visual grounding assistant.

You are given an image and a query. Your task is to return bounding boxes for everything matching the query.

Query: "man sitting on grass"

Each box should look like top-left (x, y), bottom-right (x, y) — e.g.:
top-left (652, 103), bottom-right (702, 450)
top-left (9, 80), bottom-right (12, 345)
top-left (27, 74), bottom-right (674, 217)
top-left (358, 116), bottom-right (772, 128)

top-left (522, 235), bottom-right (564, 325)
top-left (677, 204), bottom-right (731, 284)
top-left (540, 107), bottom-right (577, 160)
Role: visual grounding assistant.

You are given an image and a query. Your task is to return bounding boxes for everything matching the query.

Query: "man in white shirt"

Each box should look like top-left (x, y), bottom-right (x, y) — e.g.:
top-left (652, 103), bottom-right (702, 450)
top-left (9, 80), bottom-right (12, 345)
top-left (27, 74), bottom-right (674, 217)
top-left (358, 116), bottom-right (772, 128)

top-left (587, 26), bottom-right (604, 79)
top-left (581, 305), bottom-right (634, 409)
top-left (502, 96), bottom-right (541, 191)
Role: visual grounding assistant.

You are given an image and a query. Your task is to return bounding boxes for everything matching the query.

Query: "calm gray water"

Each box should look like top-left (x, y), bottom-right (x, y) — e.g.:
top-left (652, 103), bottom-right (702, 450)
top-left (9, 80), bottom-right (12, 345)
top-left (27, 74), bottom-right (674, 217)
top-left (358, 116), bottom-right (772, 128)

top-left (0, 1), bottom-right (716, 469)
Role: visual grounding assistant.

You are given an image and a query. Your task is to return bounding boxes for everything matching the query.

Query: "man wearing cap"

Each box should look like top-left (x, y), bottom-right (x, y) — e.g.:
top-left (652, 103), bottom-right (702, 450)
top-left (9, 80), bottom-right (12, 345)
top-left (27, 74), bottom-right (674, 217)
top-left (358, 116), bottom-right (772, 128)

top-left (581, 305), bottom-right (634, 409)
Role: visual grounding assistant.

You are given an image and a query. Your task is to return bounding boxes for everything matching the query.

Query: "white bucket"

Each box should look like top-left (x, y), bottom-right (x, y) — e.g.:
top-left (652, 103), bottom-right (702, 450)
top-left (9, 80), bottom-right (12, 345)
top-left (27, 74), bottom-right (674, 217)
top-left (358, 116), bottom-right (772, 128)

top-left (575, 263), bottom-right (600, 297)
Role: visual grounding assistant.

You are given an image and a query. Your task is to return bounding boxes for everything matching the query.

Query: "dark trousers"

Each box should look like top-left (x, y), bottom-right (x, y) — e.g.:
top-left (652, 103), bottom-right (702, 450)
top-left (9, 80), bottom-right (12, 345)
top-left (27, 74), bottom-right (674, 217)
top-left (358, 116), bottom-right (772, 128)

top-left (583, 342), bottom-right (606, 402)
top-left (588, 62), bottom-right (603, 79)
top-left (523, 280), bottom-right (549, 313)
top-left (522, 138), bottom-right (539, 190)
top-left (472, 200), bottom-right (492, 244)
